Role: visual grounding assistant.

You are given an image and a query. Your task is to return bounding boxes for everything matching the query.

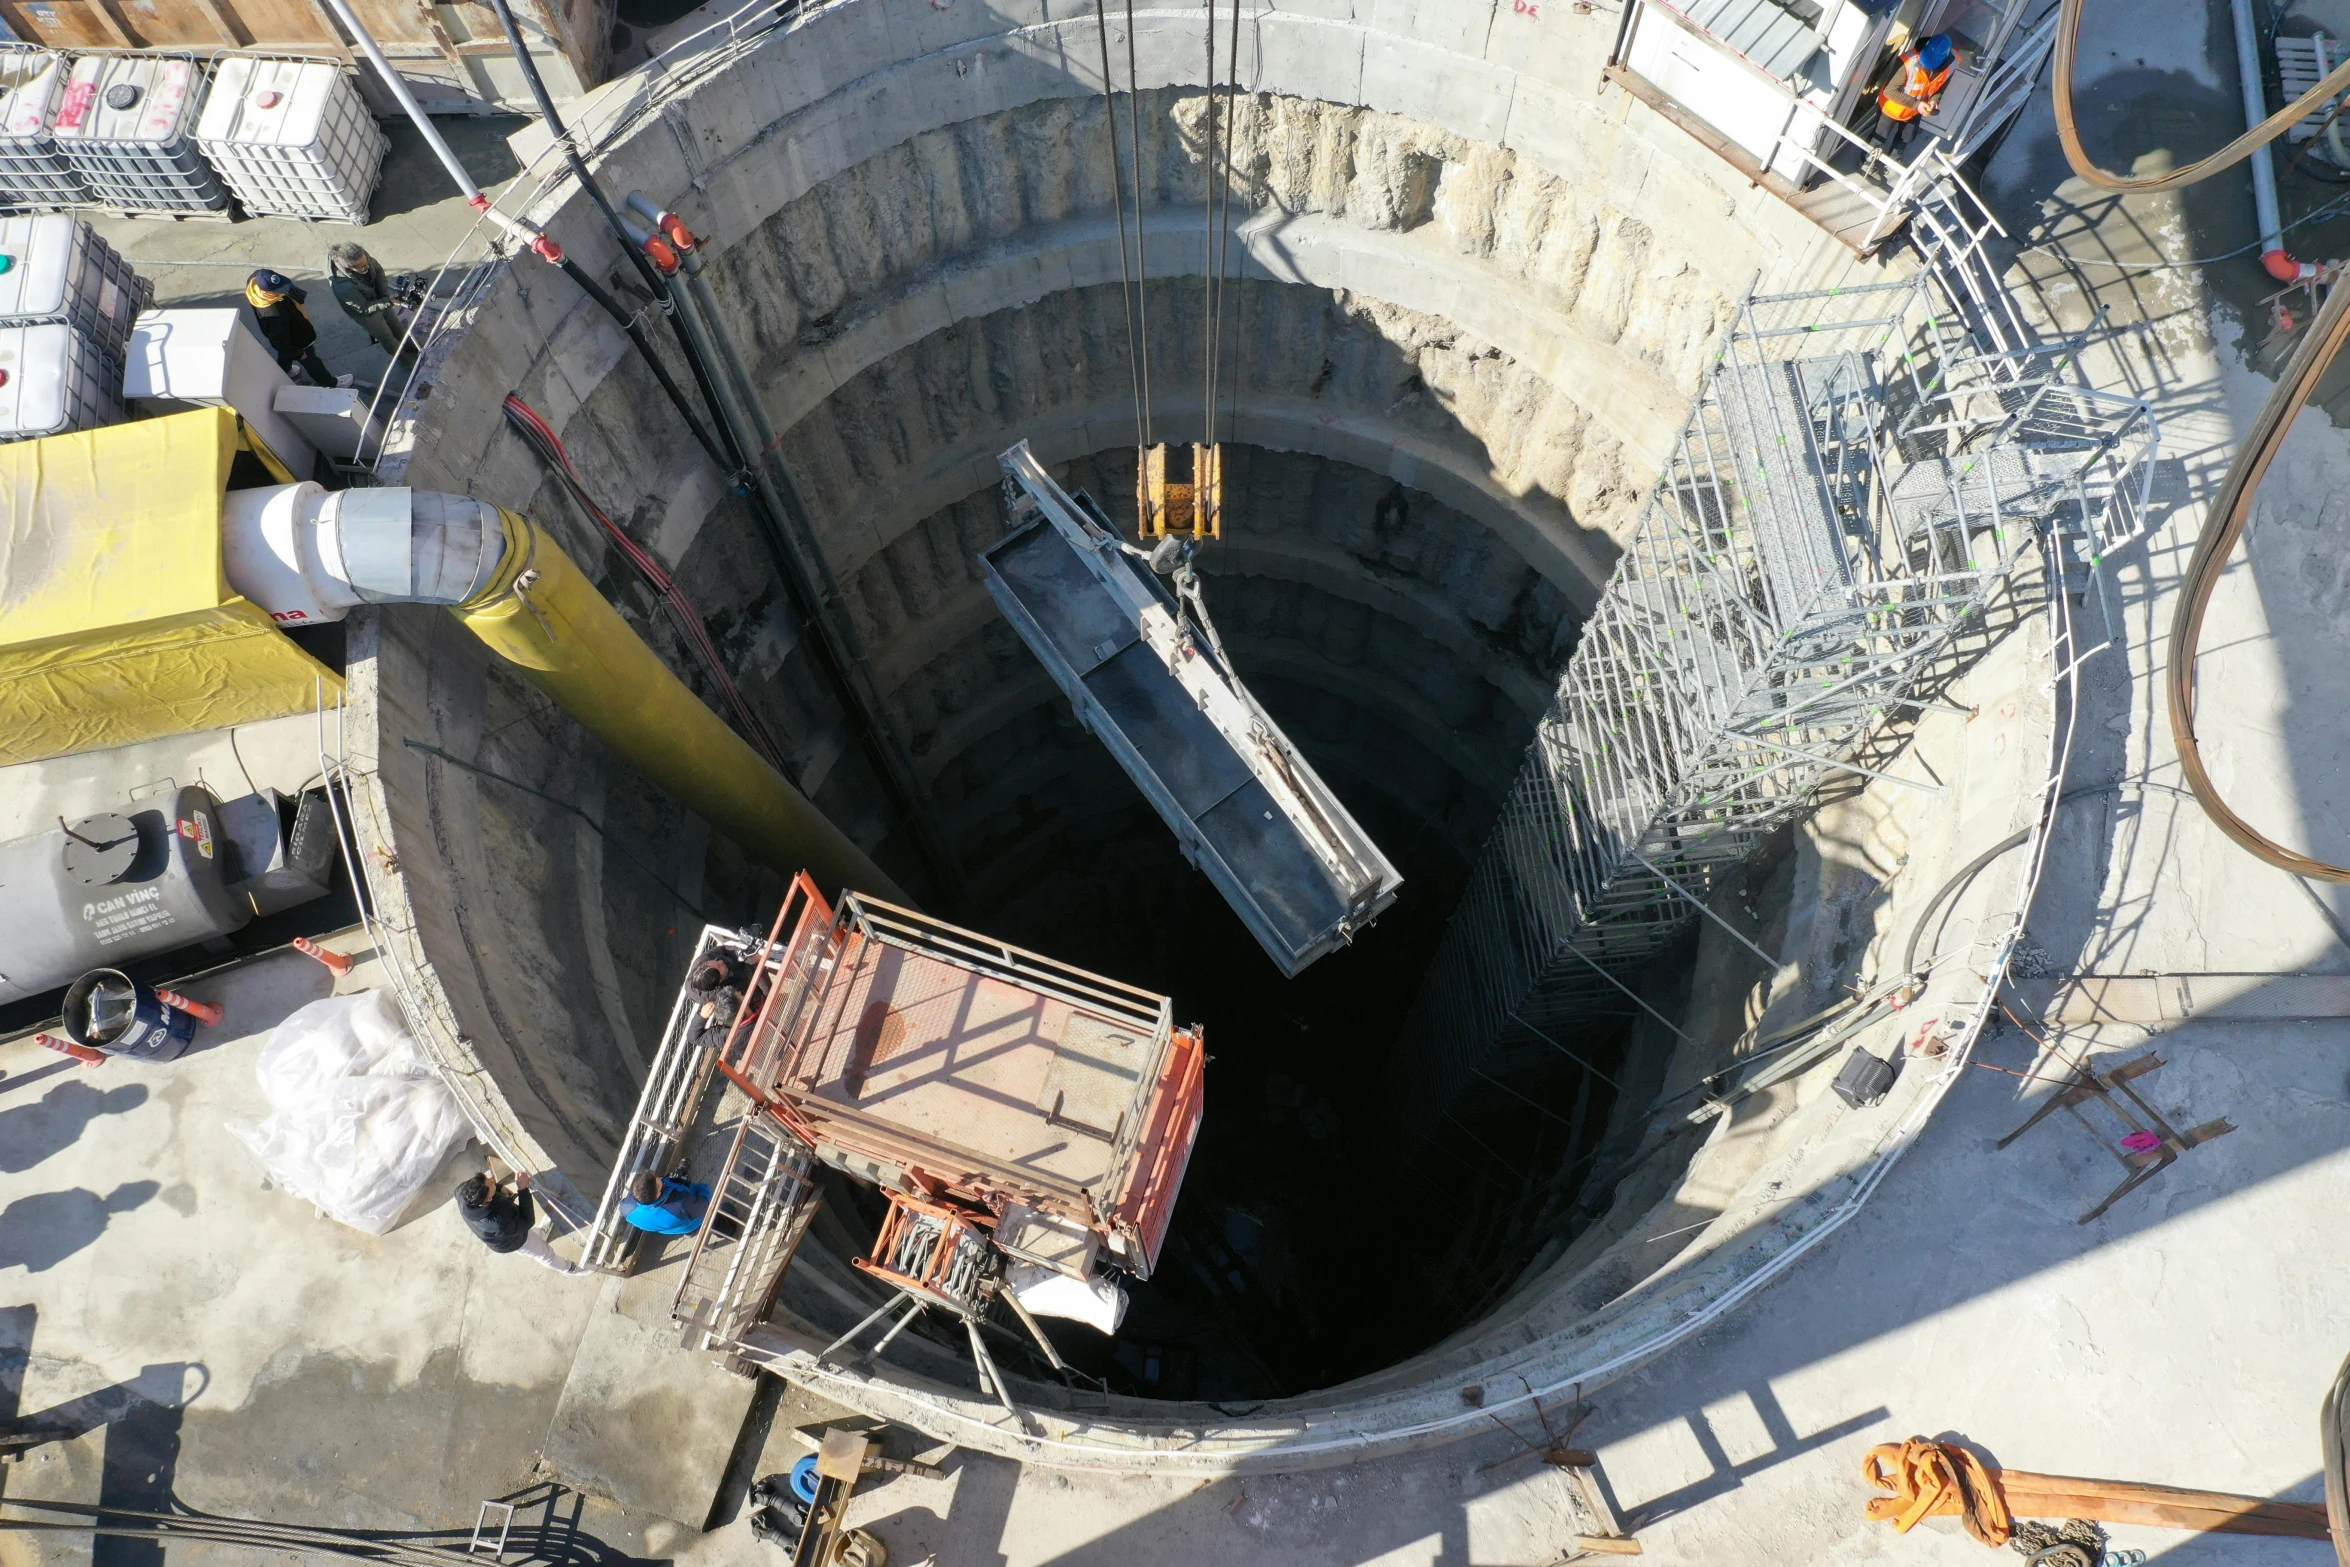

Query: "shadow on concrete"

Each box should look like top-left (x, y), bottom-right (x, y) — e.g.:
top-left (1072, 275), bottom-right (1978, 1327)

top-left (1627, 1388), bottom-right (1893, 1527)
top-left (854, 1450), bottom-right (1023, 1567)
top-left (0, 1308), bottom-right (201, 1567)
top-left (0, 1081), bottom-right (151, 1175)
top-left (478, 1480), bottom-right (677, 1566)
top-left (0, 1183), bottom-right (160, 1273)
top-left (373, 119), bottom-right (526, 224)
top-left (0, 1059), bottom-right (93, 1103)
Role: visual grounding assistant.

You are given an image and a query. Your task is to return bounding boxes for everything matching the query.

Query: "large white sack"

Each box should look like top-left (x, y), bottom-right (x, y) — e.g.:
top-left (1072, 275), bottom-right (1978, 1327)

top-left (1007, 1263), bottom-right (1129, 1334)
top-left (226, 989), bottom-right (473, 1234)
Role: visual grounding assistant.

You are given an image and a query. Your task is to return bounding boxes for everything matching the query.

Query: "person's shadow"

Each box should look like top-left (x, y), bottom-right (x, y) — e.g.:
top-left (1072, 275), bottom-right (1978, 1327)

top-left (0, 1184), bottom-right (159, 1272)
top-left (0, 1080), bottom-right (148, 1175)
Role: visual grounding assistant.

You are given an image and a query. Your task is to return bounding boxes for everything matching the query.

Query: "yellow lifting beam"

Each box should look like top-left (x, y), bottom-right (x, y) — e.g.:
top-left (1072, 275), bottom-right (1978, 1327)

top-left (1136, 443), bottom-right (1223, 540)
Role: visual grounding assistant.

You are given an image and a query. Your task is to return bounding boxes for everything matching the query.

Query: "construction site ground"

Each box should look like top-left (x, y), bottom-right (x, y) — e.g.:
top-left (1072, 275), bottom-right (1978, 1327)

top-left (5, 2), bottom-right (2350, 1561)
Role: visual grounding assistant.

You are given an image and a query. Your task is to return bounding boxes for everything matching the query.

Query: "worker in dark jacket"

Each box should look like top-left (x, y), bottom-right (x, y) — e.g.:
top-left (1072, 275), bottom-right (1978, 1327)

top-left (326, 242), bottom-right (411, 359)
top-left (244, 268), bottom-right (337, 387)
top-left (454, 1166), bottom-right (582, 1273)
top-left (623, 1171), bottom-right (711, 1237)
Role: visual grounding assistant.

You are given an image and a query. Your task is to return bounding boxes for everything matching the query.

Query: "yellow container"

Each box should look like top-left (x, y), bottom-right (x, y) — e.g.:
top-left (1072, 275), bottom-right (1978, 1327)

top-left (0, 407), bottom-right (339, 765)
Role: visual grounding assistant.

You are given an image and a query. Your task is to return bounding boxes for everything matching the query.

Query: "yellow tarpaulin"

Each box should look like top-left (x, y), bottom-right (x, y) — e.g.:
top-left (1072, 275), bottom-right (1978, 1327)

top-left (0, 407), bottom-right (342, 765)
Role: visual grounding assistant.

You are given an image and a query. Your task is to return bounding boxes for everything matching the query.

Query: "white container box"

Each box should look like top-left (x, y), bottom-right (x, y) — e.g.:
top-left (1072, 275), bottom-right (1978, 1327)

top-left (124, 307), bottom-right (315, 476)
top-left (0, 47), bottom-right (85, 209)
top-left (52, 55), bottom-right (228, 215)
top-left (196, 58), bottom-right (385, 224)
top-left (0, 322), bottom-right (123, 442)
top-left (0, 214), bottom-right (151, 361)
top-left (273, 383), bottom-right (384, 463)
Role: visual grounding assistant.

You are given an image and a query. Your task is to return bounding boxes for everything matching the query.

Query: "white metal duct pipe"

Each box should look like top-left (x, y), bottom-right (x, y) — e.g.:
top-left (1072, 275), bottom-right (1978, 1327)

top-left (221, 483), bottom-right (507, 625)
top-left (220, 483), bottom-right (904, 899)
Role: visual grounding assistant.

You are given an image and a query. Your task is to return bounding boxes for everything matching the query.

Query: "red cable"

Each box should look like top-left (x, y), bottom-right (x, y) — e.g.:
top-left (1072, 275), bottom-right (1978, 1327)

top-left (501, 394), bottom-right (792, 776)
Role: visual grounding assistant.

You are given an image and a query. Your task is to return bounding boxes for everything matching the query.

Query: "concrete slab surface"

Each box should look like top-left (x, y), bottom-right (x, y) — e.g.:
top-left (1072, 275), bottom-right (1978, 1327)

top-left (541, 1264), bottom-right (763, 1530)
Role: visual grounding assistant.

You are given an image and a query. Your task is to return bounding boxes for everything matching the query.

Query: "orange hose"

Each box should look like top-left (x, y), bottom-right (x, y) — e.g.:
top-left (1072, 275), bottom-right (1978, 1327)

top-left (1862, 1437), bottom-right (2014, 1547)
top-left (2051, 0), bottom-right (2350, 193)
top-left (2166, 248), bottom-right (2350, 881)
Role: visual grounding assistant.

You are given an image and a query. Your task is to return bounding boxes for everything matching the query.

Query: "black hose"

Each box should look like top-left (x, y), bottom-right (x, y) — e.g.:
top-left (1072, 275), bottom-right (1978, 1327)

top-left (485, 0), bottom-right (966, 901)
top-left (485, 0), bottom-right (749, 487)
top-left (1900, 785), bottom-right (2123, 977)
top-left (0, 1496), bottom-right (488, 1566)
top-left (557, 256), bottom-right (730, 472)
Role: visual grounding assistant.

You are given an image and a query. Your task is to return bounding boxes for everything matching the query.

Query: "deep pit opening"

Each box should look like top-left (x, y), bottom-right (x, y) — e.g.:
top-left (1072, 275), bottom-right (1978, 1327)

top-left (757, 441), bottom-right (1711, 1403)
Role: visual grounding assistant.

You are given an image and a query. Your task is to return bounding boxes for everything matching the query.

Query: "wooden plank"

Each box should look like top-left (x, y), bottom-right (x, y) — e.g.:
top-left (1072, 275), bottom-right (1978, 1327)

top-left (1998, 1471), bottom-right (2331, 1539)
top-left (188, 0), bottom-right (245, 44)
top-left (0, 0), bottom-right (351, 46)
top-left (216, 0), bottom-right (341, 43)
top-left (0, 2), bottom-right (119, 46)
top-left (343, 0), bottom-right (442, 44)
top-left (1570, 1539), bottom-right (1643, 1557)
top-left (85, 0), bottom-right (135, 45)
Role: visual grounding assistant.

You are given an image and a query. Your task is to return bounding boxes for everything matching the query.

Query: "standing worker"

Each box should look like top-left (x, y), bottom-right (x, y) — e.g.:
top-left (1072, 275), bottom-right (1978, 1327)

top-left (622, 1170), bottom-right (711, 1237)
top-left (1876, 33), bottom-right (1956, 138)
top-left (244, 269), bottom-right (340, 388)
top-left (453, 1164), bottom-right (583, 1274)
top-left (326, 243), bottom-right (412, 361)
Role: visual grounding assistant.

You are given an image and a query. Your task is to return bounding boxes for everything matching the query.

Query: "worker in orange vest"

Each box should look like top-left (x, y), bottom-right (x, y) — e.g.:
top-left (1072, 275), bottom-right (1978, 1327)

top-left (1878, 33), bottom-right (1957, 127)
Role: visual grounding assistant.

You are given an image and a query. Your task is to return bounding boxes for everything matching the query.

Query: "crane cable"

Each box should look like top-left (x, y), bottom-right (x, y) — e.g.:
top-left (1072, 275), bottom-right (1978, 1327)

top-left (1203, 0), bottom-right (1242, 447)
top-left (2051, 0), bottom-right (2350, 880)
top-left (1095, 0), bottom-right (1148, 450)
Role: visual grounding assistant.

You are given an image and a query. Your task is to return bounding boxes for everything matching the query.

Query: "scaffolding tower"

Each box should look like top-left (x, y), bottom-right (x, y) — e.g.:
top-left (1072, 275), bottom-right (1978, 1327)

top-left (1384, 177), bottom-right (2157, 1144)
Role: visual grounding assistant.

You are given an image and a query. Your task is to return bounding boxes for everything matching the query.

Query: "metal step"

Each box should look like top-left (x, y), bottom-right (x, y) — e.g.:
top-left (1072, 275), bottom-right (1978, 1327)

top-left (673, 1111), bottom-right (822, 1350)
top-left (1711, 355), bottom-right (1868, 627)
top-left (577, 924), bottom-right (755, 1276)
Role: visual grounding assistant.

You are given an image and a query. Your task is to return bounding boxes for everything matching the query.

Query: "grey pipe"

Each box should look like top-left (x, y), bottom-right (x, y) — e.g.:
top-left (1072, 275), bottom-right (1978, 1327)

top-left (317, 0), bottom-right (480, 201)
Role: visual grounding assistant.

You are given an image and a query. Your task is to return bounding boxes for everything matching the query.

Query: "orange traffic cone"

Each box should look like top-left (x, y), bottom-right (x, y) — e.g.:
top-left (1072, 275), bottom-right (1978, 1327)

top-left (36, 1034), bottom-right (106, 1066)
top-left (292, 937), bottom-right (355, 978)
top-left (154, 988), bottom-right (223, 1026)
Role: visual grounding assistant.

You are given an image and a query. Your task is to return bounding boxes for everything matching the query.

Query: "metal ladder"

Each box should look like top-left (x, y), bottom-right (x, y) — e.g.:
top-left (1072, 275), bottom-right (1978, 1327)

top-left (673, 1111), bottom-right (822, 1349)
top-left (577, 925), bottom-right (756, 1275)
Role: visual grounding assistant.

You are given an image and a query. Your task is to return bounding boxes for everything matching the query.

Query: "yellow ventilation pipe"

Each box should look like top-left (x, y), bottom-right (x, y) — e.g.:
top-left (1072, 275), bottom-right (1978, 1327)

top-left (220, 482), bottom-right (904, 904)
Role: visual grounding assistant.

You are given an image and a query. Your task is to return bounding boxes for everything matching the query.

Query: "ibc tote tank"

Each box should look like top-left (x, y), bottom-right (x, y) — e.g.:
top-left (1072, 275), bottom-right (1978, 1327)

top-left (52, 54), bottom-right (228, 215)
top-left (0, 46), bottom-right (85, 209)
top-left (196, 58), bottom-right (385, 224)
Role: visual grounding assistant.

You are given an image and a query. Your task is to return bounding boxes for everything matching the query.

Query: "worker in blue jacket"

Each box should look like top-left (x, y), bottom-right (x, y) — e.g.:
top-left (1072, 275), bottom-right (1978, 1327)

top-left (623, 1170), bottom-right (711, 1235)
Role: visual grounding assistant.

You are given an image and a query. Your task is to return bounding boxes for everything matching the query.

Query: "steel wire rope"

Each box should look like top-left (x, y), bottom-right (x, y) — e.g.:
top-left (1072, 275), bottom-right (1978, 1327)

top-left (1214, 0), bottom-right (1244, 445)
top-left (1203, 0), bottom-right (1220, 449)
top-left (2049, 1), bottom-right (2350, 878)
top-left (1127, 0), bottom-right (1154, 446)
top-left (1095, 0), bottom-right (1148, 449)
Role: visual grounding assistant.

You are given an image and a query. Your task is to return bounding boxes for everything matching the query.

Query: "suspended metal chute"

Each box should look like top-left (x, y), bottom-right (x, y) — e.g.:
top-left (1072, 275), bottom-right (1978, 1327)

top-left (980, 441), bottom-right (1402, 977)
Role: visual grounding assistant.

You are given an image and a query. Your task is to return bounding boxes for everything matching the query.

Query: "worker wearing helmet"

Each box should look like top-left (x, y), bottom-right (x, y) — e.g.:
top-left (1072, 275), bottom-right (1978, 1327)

top-left (244, 268), bottom-right (338, 388)
top-left (1878, 33), bottom-right (1956, 128)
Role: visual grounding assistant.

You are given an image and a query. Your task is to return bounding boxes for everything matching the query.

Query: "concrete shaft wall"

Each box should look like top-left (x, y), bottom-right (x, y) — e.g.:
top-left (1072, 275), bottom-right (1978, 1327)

top-left (346, 0), bottom-right (1911, 1459)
